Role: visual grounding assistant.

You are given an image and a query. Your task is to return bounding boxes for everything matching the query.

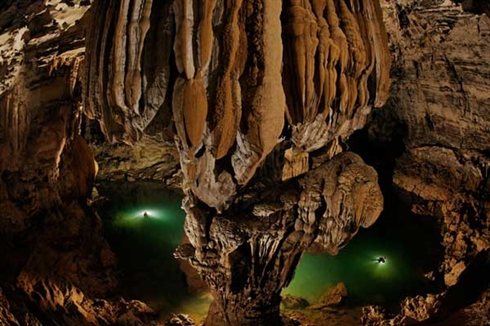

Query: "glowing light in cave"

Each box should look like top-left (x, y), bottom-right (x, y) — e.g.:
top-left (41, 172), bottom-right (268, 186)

top-left (134, 209), bottom-right (162, 219)
top-left (110, 207), bottom-right (171, 228)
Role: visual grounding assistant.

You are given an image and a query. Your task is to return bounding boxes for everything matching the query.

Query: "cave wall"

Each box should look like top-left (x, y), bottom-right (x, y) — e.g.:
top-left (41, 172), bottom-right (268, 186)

top-left (382, 0), bottom-right (490, 287)
top-left (358, 1), bottom-right (490, 324)
top-left (0, 1), bottom-right (162, 325)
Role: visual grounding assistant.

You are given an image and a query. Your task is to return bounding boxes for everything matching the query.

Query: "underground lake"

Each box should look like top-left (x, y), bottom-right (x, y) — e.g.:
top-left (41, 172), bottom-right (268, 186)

top-left (95, 181), bottom-right (444, 322)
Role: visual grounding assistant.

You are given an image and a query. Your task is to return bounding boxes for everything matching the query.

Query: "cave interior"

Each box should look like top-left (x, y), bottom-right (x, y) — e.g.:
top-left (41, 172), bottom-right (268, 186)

top-left (0, 0), bottom-right (489, 325)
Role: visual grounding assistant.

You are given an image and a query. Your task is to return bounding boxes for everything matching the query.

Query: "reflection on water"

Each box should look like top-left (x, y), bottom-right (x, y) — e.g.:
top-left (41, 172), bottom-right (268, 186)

top-left (95, 181), bottom-right (211, 322)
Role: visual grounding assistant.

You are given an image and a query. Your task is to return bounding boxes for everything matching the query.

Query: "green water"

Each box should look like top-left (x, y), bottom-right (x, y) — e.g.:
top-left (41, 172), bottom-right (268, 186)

top-left (284, 206), bottom-right (443, 306)
top-left (95, 181), bottom-right (211, 320)
top-left (96, 181), bottom-right (442, 316)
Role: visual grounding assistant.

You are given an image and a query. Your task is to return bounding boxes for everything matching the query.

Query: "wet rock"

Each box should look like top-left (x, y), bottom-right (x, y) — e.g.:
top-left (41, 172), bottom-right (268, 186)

top-left (281, 295), bottom-right (310, 310)
top-left (310, 282), bottom-right (349, 309)
top-left (166, 314), bottom-right (195, 326)
top-left (400, 294), bottom-right (442, 322)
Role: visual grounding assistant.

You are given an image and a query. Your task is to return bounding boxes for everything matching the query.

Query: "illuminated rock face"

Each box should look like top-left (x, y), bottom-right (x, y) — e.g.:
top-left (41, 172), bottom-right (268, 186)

top-left (84, 0), bottom-right (388, 324)
top-left (0, 1), bottom-right (127, 324)
top-left (85, 0), bottom-right (389, 210)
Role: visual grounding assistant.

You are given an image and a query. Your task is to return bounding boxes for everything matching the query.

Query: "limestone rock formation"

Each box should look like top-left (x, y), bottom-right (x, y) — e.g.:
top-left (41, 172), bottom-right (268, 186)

top-left (85, 0), bottom-right (390, 212)
top-left (0, 1), bottom-right (165, 325)
top-left (82, 3), bottom-right (390, 322)
top-left (355, 1), bottom-right (490, 324)
top-left (175, 152), bottom-right (382, 325)
top-left (0, 285), bottom-right (163, 326)
top-left (283, 0), bottom-right (390, 154)
top-left (361, 294), bottom-right (442, 326)
top-left (281, 295), bottom-right (310, 310)
top-left (84, 0), bottom-right (173, 142)
top-left (3, 0), bottom-right (488, 325)
top-left (313, 282), bottom-right (349, 308)
top-left (92, 134), bottom-right (181, 188)
top-left (166, 314), bottom-right (196, 326)
top-left (2, 0), bottom-right (389, 325)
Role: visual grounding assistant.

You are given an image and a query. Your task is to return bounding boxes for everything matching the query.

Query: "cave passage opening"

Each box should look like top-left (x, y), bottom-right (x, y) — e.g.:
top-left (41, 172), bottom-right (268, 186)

top-left (284, 196), bottom-right (445, 308)
top-left (94, 180), bottom-right (212, 322)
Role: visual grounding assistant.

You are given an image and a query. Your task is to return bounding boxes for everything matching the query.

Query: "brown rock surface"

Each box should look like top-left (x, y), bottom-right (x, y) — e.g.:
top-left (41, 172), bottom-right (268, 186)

top-left (176, 152), bottom-right (382, 326)
top-left (0, 1), bottom-right (166, 325)
top-left (313, 282), bottom-right (349, 308)
top-left (91, 134), bottom-right (181, 189)
top-left (83, 3), bottom-right (389, 323)
top-left (354, 1), bottom-right (490, 324)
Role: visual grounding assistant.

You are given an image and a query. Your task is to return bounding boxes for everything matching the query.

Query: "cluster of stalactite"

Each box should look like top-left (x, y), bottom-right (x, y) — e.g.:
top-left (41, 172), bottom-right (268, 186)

top-left (85, 0), bottom-right (390, 212)
top-left (84, 0), bottom-right (174, 143)
top-left (84, 1), bottom-right (389, 325)
top-left (282, 0), bottom-right (390, 153)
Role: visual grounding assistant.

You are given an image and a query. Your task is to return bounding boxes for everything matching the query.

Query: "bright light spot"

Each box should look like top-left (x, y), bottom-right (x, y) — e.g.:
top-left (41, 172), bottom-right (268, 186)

top-left (135, 209), bottom-right (162, 219)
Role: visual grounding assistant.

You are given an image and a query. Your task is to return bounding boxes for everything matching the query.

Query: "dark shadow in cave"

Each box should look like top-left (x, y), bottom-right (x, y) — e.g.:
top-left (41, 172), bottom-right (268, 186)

top-left (416, 249), bottom-right (490, 326)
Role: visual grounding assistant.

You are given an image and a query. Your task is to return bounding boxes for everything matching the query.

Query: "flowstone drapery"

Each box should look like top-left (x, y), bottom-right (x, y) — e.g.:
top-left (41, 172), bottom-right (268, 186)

top-left (84, 0), bottom-right (390, 324)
